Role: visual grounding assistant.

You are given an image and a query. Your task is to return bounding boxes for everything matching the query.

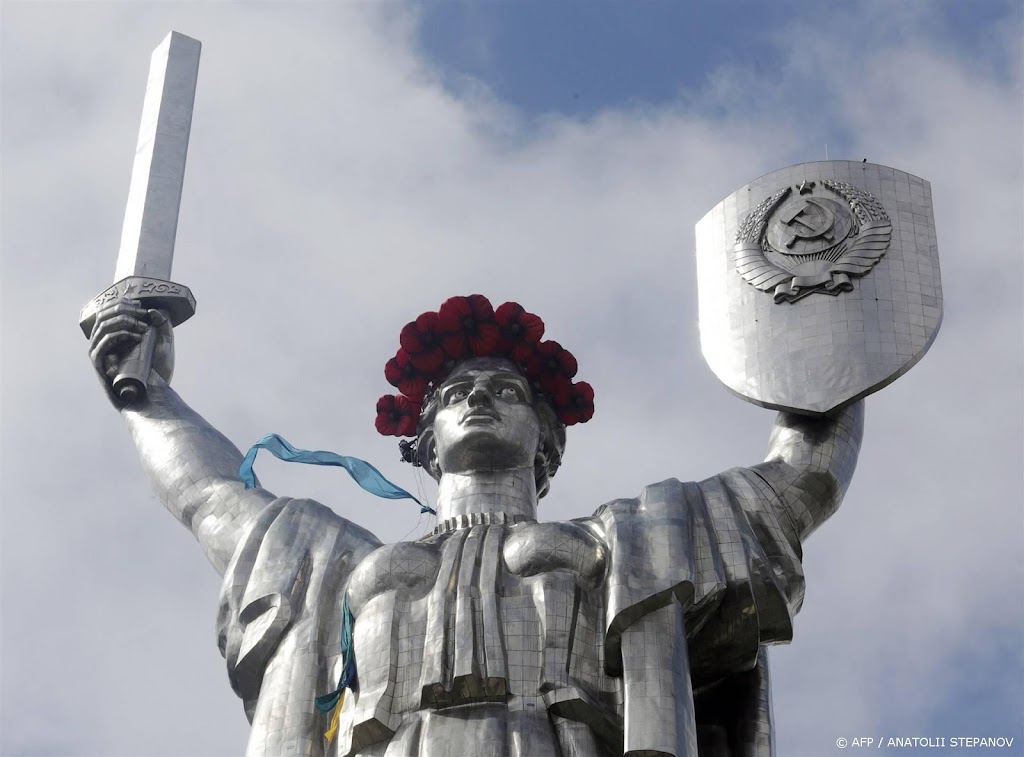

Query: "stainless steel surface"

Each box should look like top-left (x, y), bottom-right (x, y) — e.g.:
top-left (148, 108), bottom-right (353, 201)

top-left (115, 31), bottom-right (200, 282)
top-left (80, 32), bottom-right (200, 403)
top-left (87, 162), bottom-right (916, 756)
top-left (80, 276), bottom-right (197, 337)
top-left (695, 161), bottom-right (943, 416)
top-left (90, 293), bottom-right (866, 754)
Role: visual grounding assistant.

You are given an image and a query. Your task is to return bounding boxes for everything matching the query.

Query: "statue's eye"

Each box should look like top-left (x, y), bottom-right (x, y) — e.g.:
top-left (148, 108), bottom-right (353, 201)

top-left (447, 389), bottom-right (468, 405)
top-left (497, 386), bottom-right (519, 400)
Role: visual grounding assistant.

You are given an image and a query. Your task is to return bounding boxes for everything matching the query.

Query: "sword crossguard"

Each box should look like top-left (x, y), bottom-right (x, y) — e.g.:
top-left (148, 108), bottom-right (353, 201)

top-left (79, 276), bottom-right (196, 337)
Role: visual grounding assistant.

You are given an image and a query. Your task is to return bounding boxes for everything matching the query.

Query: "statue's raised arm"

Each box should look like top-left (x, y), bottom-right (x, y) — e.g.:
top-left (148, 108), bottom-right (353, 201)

top-left (78, 31), bottom-right (280, 573)
top-left (81, 31), bottom-right (382, 578)
top-left (753, 402), bottom-right (864, 545)
top-left (89, 300), bottom-right (278, 572)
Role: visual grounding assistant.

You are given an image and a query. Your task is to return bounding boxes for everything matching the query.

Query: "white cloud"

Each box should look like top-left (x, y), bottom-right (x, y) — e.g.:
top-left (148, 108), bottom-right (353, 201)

top-left (2, 2), bottom-right (1020, 755)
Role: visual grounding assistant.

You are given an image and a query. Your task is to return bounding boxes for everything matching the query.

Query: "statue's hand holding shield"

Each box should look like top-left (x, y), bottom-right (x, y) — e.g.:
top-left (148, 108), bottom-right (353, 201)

top-left (695, 161), bottom-right (942, 415)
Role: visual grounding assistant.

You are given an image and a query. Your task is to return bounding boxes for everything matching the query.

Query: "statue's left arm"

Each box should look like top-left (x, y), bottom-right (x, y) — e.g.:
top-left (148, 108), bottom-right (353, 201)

top-left (661, 402), bottom-right (863, 753)
top-left (748, 400), bottom-right (864, 543)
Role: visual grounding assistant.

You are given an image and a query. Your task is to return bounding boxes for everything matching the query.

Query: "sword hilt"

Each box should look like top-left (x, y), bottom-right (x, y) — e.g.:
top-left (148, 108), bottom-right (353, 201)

top-left (113, 315), bottom-right (163, 403)
top-left (80, 276), bottom-right (196, 405)
top-left (80, 276), bottom-right (196, 337)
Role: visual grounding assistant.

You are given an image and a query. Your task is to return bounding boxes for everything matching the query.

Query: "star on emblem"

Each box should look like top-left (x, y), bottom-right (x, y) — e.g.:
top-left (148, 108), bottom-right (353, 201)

top-left (797, 180), bottom-right (816, 195)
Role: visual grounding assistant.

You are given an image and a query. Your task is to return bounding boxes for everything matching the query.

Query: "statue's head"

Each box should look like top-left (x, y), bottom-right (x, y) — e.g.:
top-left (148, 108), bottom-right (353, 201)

top-left (414, 357), bottom-right (566, 498)
top-left (375, 295), bottom-right (592, 498)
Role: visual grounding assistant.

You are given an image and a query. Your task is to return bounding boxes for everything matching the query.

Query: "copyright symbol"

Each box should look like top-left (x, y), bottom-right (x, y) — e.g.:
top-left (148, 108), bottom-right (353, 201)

top-left (837, 738), bottom-right (848, 749)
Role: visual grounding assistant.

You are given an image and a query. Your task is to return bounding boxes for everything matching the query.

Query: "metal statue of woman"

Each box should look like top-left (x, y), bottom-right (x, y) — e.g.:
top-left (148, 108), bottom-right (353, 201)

top-left (88, 291), bottom-right (862, 757)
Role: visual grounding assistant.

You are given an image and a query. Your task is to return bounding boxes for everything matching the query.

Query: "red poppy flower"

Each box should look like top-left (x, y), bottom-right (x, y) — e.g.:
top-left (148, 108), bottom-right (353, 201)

top-left (400, 312), bottom-right (445, 373)
top-left (495, 302), bottom-right (545, 362)
top-left (438, 294), bottom-right (500, 358)
top-left (384, 349), bottom-right (427, 402)
top-left (557, 381), bottom-right (595, 426)
top-left (375, 394), bottom-right (419, 436)
top-left (379, 295), bottom-right (595, 438)
top-left (526, 340), bottom-right (578, 394)
top-left (542, 377), bottom-right (570, 404)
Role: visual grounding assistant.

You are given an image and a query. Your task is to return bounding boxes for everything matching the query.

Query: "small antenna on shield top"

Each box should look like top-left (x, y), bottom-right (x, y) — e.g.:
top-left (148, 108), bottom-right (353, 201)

top-left (825, 143), bottom-right (829, 160)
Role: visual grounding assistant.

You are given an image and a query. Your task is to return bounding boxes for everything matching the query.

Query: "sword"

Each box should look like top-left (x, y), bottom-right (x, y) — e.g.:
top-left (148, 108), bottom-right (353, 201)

top-left (79, 31), bottom-right (201, 404)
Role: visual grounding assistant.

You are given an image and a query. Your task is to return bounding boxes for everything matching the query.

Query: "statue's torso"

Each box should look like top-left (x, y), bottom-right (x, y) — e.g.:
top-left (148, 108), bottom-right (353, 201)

top-left (336, 513), bottom-right (616, 756)
top-left (224, 474), bottom-right (801, 757)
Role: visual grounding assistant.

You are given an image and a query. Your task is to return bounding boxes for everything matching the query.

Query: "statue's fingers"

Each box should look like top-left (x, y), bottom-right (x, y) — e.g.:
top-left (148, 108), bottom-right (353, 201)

top-left (90, 330), bottom-right (142, 371)
top-left (90, 329), bottom-right (124, 367)
top-left (103, 353), bottom-right (119, 380)
top-left (95, 300), bottom-right (150, 326)
top-left (95, 300), bottom-right (144, 319)
top-left (147, 309), bottom-right (174, 338)
top-left (90, 313), bottom-right (148, 346)
top-left (146, 309), bottom-right (169, 327)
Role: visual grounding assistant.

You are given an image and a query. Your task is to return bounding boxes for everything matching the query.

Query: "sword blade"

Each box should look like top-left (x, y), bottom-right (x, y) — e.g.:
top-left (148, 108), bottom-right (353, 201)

top-left (114, 31), bottom-right (201, 282)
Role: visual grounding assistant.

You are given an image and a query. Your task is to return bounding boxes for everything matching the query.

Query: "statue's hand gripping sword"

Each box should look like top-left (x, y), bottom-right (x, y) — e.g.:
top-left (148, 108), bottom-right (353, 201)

top-left (79, 32), bottom-right (201, 404)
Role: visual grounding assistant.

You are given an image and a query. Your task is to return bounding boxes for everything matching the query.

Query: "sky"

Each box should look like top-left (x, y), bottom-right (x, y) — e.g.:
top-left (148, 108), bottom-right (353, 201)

top-left (1, 2), bottom-right (1022, 756)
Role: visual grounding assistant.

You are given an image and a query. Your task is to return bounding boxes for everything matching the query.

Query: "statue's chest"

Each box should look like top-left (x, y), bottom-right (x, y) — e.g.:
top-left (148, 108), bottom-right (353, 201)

top-left (337, 518), bottom-right (609, 754)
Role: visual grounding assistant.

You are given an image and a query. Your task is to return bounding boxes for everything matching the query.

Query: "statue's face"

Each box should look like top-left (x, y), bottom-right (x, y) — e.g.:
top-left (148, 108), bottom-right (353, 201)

top-left (431, 365), bottom-right (541, 475)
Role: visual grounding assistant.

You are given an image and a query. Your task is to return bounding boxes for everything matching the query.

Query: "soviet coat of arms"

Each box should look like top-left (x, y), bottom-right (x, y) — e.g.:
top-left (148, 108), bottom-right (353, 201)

top-left (734, 179), bottom-right (892, 303)
top-left (694, 161), bottom-right (942, 416)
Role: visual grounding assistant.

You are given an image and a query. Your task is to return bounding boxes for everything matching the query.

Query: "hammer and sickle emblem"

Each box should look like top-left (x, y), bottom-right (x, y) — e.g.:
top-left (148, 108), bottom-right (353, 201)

top-left (778, 198), bottom-right (836, 248)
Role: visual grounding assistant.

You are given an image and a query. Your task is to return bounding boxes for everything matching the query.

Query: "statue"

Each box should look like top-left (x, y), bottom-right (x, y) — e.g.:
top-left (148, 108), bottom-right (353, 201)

top-left (82, 32), bottom-right (941, 757)
top-left (88, 289), bottom-right (861, 757)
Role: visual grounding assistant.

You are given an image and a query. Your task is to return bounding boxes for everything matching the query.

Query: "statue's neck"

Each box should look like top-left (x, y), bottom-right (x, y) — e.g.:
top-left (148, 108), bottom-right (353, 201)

top-left (435, 467), bottom-right (538, 522)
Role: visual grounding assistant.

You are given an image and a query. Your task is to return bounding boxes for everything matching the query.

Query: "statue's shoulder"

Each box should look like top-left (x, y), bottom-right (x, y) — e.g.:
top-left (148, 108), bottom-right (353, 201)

top-left (217, 496), bottom-right (379, 709)
top-left (272, 496), bottom-right (381, 544)
top-left (591, 477), bottom-right (700, 521)
top-left (227, 496), bottom-right (382, 586)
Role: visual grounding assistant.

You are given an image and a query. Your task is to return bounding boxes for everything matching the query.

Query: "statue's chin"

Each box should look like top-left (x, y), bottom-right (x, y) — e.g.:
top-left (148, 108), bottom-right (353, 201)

top-left (437, 428), bottom-right (536, 475)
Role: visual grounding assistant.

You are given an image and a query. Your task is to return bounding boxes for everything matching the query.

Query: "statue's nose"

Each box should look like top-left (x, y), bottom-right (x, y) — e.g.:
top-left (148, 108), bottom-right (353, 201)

top-left (467, 386), bottom-right (493, 408)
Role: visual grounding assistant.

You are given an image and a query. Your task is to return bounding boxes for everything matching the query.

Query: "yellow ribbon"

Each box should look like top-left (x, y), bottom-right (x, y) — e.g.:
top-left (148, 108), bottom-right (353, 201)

top-left (324, 691), bottom-right (345, 744)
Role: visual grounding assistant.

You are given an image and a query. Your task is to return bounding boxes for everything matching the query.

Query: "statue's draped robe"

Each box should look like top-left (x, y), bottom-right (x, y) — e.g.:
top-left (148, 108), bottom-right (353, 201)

top-left (217, 467), bottom-right (805, 757)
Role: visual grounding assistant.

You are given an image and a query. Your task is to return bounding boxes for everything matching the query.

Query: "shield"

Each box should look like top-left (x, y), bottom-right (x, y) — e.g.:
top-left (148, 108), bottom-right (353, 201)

top-left (694, 161), bottom-right (942, 416)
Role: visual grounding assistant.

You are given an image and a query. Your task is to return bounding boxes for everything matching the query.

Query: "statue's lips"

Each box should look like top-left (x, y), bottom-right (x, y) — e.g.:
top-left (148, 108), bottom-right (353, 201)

top-left (461, 409), bottom-right (500, 425)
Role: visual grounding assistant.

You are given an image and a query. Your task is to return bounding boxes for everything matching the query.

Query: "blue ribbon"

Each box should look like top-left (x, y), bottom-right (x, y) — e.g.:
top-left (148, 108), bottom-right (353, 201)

top-left (315, 596), bottom-right (358, 713)
top-left (239, 433), bottom-right (435, 515)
